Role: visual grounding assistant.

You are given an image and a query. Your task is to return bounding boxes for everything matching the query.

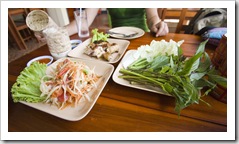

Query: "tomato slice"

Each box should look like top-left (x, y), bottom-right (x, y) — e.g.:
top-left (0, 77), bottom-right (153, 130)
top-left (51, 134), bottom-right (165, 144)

top-left (57, 67), bottom-right (70, 78)
top-left (58, 93), bottom-right (65, 102)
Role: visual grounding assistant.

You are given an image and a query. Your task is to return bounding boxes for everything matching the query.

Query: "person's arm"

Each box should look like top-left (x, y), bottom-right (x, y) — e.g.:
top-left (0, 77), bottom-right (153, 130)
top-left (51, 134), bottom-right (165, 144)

top-left (66, 8), bottom-right (100, 36)
top-left (145, 8), bottom-right (169, 37)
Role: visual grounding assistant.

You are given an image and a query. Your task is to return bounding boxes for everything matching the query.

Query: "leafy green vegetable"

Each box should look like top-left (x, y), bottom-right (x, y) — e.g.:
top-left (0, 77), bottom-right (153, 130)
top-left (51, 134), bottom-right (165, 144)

top-left (207, 74), bottom-right (227, 88)
top-left (119, 39), bottom-right (227, 115)
top-left (11, 62), bottom-right (47, 103)
top-left (91, 28), bottom-right (109, 43)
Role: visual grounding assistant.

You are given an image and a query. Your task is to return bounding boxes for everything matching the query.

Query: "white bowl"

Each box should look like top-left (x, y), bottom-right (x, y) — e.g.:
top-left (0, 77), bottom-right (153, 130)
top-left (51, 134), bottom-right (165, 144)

top-left (27, 55), bottom-right (53, 67)
top-left (70, 39), bottom-right (82, 49)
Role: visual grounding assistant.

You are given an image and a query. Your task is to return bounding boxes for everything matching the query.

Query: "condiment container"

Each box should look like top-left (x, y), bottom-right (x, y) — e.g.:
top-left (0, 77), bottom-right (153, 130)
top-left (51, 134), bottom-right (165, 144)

top-left (43, 26), bottom-right (71, 60)
top-left (26, 10), bottom-right (58, 37)
top-left (70, 39), bottom-right (82, 49)
top-left (27, 55), bottom-right (53, 67)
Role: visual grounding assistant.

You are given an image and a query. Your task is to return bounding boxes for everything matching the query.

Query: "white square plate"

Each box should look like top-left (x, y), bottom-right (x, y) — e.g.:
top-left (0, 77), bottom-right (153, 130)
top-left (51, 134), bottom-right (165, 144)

top-left (67, 38), bottom-right (130, 63)
top-left (112, 50), bottom-right (171, 96)
top-left (20, 57), bottom-right (114, 121)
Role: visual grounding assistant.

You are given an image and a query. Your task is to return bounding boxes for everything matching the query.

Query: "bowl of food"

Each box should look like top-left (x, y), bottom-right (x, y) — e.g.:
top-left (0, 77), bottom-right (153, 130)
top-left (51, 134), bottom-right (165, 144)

top-left (70, 39), bottom-right (82, 49)
top-left (27, 55), bottom-right (53, 67)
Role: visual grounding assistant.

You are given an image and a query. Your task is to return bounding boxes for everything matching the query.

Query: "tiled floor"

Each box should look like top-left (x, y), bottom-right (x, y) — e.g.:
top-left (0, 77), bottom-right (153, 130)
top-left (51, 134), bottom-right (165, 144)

top-left (8, 39), bottom-right (46, 63)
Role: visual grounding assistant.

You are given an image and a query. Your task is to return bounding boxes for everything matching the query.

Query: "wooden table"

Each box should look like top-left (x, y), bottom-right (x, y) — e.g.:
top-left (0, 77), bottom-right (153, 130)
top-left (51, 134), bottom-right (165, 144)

top-left (8, 32), bottom-right (226, 132)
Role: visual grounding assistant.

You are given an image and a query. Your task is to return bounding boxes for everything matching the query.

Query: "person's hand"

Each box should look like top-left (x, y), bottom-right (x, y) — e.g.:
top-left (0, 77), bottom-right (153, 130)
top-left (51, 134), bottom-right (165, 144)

top-left (151, 21), bottom-right (169, 37)
top-left (34, 32), bottom-right (46, 43)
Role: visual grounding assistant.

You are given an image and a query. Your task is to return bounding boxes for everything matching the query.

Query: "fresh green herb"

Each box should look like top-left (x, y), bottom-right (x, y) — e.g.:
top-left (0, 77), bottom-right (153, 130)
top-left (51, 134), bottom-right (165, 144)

top-left (119, 39), bottom-right (227, 115)
top-left (91, 28), bottom-right (109, 43)
top-left (11, 62), bottom-right (47, 103)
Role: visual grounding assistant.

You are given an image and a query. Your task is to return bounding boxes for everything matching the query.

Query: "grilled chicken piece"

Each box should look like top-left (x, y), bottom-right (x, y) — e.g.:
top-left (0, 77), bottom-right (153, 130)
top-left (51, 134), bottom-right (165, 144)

top-left (92, 46), bottom-right (105, 58)
top-left (103, 52), bottom-right (113, 61)
top-left (84, 41), bottom-right (119, 61)
top-left (107, 43), bottom-right (119, 53)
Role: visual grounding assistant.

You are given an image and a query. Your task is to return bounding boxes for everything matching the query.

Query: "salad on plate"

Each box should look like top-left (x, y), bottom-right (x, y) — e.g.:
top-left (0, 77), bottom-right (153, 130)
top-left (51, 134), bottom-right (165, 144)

top-left (11, 58), bottom-right (100, 110)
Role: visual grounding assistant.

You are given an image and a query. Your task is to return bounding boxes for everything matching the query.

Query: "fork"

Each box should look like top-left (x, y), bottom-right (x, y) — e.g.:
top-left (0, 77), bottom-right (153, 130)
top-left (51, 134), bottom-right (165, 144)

top-left (107, 31), bottom-right (138, 37)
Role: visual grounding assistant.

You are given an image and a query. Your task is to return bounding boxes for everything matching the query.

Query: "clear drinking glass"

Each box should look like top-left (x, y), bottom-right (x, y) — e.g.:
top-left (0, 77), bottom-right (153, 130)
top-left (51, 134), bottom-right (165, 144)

top-left (74, 9), bottom-right (90, 38)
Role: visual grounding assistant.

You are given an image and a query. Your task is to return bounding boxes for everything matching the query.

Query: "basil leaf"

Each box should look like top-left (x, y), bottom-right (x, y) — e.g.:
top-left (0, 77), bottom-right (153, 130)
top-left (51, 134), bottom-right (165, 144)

top-left (208, 74), bottom-right (227, 88)
top-left (190, 72), bottom-right (207, 81)
top-left (177, 52), bottom-right (203, 76)
top-left (196, 52), bottom-right (211, 73)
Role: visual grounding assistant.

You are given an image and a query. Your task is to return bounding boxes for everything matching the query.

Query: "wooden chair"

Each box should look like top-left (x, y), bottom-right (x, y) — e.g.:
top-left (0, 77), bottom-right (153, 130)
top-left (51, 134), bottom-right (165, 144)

top-left (8, 8), bottom-right (47, 50)
top-left (8, 8), bottom-right (30, 50)
top-left (159, 8), bottom-right (200, 33)
top-left (67, 8), bottom-right (76, 22)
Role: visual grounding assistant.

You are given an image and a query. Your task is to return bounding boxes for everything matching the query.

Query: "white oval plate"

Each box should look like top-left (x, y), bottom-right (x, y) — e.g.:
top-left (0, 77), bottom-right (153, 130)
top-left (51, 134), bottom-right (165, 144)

top-left (112, 50), bottom-right (171, 96)
top-left (108, 26), bottom-right (145, 40)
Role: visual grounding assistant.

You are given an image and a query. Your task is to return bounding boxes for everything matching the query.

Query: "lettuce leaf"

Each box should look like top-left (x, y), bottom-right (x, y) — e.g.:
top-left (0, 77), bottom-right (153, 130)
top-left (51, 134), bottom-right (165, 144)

top-left (11, 62), bottom-right (47, 103)
top-left (91, 28), bottom-right (109, 43)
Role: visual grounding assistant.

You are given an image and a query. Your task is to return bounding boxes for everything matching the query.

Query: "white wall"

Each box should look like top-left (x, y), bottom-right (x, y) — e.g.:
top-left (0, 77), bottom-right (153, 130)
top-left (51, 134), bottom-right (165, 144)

top-left (46, 8), bottom-right (69, 27)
